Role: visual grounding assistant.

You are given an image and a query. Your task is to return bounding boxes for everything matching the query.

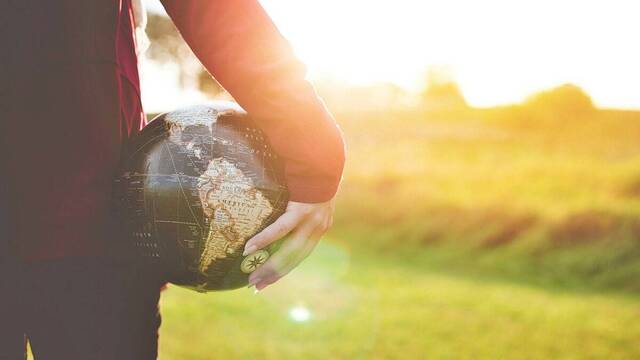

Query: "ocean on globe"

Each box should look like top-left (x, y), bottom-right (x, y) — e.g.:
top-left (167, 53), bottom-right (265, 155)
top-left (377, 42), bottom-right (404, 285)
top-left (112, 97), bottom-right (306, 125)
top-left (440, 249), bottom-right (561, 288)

top-left (113, 102), bottom-right (288, 292)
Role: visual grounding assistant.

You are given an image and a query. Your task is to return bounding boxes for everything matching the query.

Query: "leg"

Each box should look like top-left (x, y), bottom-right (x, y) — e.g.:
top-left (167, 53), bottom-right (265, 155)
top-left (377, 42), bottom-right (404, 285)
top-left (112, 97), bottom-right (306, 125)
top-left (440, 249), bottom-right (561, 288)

top-left (0, 259), bottom-right (27, 360)
top-left (24, 258), bottom-right (164, 360)
top-left (0, 177), bottom-right (27, 360)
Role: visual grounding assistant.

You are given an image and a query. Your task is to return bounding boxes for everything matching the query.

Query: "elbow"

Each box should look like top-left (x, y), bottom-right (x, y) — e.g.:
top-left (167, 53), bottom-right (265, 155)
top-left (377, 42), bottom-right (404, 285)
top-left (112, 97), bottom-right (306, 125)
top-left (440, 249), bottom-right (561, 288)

top-left (320, 117), bottom-right (347, 197)
top-left (332, 123), bottom-right (347, 181)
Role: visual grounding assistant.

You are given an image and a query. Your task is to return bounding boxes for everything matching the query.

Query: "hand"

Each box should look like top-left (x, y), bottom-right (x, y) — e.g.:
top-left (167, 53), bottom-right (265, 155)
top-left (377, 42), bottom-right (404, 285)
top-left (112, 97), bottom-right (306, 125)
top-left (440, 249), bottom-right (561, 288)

top-left (243, 198), bottom-right (336, 291)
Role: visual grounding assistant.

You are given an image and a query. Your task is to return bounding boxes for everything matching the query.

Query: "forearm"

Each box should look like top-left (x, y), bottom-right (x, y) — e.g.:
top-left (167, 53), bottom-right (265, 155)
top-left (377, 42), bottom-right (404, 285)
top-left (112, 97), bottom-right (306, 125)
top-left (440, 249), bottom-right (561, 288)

top-left (161, 0), bottom-right (345, 202)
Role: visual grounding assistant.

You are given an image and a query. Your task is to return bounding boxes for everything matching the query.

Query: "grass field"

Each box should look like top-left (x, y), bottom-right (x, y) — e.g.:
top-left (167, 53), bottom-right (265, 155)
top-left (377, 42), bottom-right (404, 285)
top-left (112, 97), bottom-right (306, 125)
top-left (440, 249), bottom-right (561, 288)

top-left (156, 104), bottom-right (640, 359)
top-left (158, 241), bottom-right (640, 359)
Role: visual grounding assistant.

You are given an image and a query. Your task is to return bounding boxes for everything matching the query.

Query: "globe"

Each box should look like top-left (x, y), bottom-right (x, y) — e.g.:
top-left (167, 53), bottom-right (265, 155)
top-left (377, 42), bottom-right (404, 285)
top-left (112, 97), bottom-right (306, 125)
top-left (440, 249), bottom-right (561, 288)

top-left (113, 102), bottom-right (289, 292)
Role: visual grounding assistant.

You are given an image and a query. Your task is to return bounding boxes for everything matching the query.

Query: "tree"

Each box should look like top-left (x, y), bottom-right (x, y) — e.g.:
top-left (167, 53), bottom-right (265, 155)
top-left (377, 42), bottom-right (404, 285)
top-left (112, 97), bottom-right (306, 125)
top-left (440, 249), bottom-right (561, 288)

top-left (146, 13), bottom-right (225, 96)
top-left (524, 83), bottom-right (594, 115)
top-left (421, 66), bottom-right (467, 110)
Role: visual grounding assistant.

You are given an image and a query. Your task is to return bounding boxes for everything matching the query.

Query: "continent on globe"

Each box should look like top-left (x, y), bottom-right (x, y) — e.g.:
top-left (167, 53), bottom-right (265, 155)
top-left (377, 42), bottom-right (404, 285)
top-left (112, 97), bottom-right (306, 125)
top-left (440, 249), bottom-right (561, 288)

top-left (197, 157), bottom-right (274, 274)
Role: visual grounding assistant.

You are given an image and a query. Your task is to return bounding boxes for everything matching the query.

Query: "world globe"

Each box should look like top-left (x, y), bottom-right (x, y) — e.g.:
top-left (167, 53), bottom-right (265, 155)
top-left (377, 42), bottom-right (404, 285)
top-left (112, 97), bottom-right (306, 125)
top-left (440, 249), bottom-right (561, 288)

top-left (113, 102), bottom-right (289, 292)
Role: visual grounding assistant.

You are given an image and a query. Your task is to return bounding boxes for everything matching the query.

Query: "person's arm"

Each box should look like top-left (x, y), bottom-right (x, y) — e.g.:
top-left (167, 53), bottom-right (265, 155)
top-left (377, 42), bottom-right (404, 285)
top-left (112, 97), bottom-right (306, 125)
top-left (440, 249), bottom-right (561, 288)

top-left (160, 0), bottom-right (346, 290)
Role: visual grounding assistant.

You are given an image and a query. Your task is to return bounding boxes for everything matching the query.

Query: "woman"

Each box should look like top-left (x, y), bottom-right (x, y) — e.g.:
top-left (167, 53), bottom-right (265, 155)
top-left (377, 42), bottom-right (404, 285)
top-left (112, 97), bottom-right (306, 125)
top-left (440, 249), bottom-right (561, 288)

top-left (0, 0), bottom-right (345, 358)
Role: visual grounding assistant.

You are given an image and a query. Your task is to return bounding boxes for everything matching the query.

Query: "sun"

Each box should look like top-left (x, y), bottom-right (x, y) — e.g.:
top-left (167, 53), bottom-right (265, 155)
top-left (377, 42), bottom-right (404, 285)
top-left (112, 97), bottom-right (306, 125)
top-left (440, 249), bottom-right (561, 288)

top-left (259, 0), bottom-right (640, 109)
top-left (144, 0), bottom-right (640, 109)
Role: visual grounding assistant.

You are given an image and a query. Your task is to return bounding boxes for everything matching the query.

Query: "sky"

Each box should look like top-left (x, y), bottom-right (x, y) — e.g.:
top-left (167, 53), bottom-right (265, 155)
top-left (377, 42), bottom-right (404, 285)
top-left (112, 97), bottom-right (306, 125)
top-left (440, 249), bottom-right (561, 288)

top-left (144, 0), bottom-right (640, 110)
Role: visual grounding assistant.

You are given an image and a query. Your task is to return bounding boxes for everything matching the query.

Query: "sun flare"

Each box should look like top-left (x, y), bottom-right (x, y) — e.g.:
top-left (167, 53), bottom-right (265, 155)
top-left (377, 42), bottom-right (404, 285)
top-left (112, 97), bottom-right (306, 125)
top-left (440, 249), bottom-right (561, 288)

top-left (259, 0), bottom-right (640, 109)
top-left (144, 0), bottom-right (640, 109)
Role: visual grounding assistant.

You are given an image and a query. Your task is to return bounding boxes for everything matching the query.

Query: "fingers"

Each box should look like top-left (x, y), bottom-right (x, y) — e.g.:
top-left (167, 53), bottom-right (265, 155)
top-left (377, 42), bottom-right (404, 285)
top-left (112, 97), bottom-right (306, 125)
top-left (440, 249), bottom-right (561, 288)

top-left (243, 209), bottom-right (305, 256)
top-left (248, 221), bottom-right (315, 285)
top-left (244, 199), bottom-right (337, 291)
top-left (250, 223), bottom-right (326, 291)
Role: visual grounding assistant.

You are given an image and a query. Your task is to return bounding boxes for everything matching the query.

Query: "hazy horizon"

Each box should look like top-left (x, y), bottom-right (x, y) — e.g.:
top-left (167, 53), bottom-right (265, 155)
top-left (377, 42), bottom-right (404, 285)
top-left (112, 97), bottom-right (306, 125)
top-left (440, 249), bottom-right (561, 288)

top-left (143, 0), bottom-right (640, 111)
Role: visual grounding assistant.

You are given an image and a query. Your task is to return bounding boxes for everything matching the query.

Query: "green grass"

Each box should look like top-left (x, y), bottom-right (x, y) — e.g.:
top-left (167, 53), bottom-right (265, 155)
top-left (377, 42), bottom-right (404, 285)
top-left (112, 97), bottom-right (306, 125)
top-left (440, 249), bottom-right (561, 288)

top-left (158, 240), bottom-right (640, 360)
top-left (333, 107), bottom-right (640, 287)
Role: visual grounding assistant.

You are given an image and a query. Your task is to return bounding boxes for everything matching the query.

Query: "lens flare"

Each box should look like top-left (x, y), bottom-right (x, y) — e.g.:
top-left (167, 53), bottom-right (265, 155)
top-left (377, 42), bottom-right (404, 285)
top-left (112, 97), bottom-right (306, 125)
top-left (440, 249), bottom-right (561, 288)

top-left (288, 305), bottom-right (312, 322)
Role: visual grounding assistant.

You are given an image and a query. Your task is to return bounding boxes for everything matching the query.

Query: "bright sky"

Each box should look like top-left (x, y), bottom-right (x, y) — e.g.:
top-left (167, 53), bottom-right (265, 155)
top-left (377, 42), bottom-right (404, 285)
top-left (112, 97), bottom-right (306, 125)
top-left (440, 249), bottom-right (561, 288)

top-left (144, 0), bottom-right (640, 109)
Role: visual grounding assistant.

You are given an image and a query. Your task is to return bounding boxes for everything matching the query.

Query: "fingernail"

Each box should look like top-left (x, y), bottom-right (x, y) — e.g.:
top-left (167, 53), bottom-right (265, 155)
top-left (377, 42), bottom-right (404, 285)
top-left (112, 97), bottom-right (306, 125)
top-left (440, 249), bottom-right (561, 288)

top-left (243, 245), bottom-right (257, 256)
top-left (256, 282), bottom-right (268, 291)
top-left (249, 277), bottom-right (262, 286)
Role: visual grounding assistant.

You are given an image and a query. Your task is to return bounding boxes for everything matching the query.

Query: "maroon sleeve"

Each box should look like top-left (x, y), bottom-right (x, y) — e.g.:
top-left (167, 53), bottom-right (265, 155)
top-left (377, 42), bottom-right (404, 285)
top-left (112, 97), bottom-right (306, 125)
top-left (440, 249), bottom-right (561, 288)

top-left (160, 0), bottom-right (345, 203)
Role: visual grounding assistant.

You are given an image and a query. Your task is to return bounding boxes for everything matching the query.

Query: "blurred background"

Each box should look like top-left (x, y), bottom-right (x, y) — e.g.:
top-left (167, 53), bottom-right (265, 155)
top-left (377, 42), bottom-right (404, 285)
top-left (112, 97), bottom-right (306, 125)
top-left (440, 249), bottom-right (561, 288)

top-left (142, 1), bottom-right (640, 359)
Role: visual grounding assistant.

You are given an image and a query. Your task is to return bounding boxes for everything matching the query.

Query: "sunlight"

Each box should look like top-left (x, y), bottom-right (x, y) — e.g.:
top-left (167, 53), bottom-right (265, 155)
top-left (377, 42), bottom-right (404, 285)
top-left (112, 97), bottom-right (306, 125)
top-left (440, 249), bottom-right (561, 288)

top-left (259, 0), bottom-right (640, 109)
top-left (144, 0), bottom-right (640, 109)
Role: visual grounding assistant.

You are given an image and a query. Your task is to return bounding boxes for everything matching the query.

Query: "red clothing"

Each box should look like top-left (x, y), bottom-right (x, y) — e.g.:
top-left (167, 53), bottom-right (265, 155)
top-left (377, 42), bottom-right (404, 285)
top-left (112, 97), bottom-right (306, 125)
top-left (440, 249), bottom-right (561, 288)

top-left (1, 0), bottom-right (345, 261)
top-left (160, 0), bottom-right (346, 202)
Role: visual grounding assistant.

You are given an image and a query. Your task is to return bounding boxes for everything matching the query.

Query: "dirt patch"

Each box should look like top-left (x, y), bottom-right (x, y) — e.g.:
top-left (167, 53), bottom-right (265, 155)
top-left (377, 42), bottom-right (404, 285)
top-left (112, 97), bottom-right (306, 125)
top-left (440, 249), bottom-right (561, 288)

top-left (549, 211), bottom-right (621, 246)
top-left (482, 213), bottom-right (539, 248)
top-left (415, 206), bottom-right (539, 248)
top-left (618, 177), bottom-right (640, 199)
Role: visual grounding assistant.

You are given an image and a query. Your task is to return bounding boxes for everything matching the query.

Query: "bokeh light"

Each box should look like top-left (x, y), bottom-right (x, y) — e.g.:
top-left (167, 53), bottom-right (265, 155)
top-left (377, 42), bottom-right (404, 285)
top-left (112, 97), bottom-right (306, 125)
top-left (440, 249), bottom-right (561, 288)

top-left (288, 305), bottom-right (312, 323)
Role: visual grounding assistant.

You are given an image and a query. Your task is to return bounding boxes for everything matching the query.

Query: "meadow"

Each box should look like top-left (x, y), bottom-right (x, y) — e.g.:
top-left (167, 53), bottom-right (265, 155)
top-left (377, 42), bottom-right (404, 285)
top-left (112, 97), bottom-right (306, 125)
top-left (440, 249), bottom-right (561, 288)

top-left (156, 103), bottom-right (640, 359)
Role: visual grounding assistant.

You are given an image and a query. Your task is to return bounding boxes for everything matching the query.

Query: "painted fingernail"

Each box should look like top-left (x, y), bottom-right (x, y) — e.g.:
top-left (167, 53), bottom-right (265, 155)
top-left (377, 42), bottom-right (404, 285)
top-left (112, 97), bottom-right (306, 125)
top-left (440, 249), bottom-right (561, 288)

top-left (243, 245), bottom-right (257, 256)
